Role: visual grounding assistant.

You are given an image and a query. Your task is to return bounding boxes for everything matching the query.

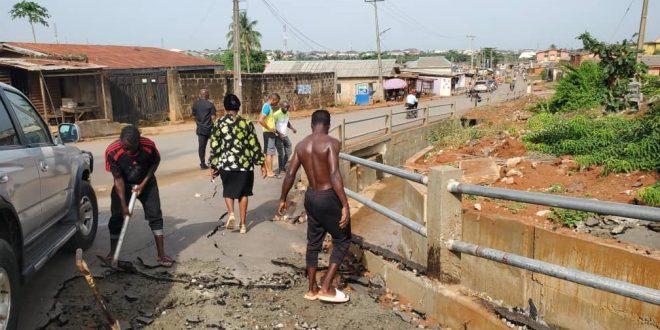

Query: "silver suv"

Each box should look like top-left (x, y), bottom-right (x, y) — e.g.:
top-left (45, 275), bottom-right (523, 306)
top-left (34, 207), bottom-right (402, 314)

top-left (0, 82), bottom-right (98, 329)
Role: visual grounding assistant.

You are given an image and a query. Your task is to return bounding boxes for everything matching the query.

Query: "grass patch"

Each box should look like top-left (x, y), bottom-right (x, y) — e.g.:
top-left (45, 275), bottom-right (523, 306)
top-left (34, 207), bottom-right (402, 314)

top-left (505, 202), bottom-right (526, 214)
top-left (428, 118), bottom-right (485, 149)
top-left (549, 208), bottom-right (592, 227)
top-left (638, 182), bottom-right (660, 207)
top-left (546, 184), bottom-right (565, 193)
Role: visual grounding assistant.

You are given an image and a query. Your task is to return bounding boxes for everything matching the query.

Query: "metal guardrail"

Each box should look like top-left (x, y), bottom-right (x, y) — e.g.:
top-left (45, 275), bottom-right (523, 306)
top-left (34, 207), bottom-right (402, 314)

top-left (340, 153), bottom-right (428, 185)
top-left (340, 151), bottom-right (660, 305)
top-left (448, 181), bottom-right (660, 223)
top-left (345, 188), bottom-right (428, 237)
top-left (448, 240), bottom-right (660, 305)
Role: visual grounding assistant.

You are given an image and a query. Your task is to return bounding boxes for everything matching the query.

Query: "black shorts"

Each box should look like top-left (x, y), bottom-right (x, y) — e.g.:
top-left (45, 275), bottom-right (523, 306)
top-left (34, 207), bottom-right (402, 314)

top-left (220, 170), bottom-right (254, 199)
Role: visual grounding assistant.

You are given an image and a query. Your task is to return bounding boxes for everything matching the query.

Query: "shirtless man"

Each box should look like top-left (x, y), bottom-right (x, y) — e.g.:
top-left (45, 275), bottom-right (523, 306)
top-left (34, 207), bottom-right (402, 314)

top-left (278, 109), bottom-right (351, 303)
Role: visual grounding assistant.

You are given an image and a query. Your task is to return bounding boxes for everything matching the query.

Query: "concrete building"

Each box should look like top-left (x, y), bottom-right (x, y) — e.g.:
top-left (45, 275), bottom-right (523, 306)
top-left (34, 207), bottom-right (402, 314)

top-left (643, 37), bottom-right (660, 55)
top-left (401, 56), bottom-right (465, 96)
top-left (640, 55), bottom-right (660, 76)
top-left (0, 42), bottom-right (223, 123)
top-left (536, 49), bottom-right (570, 64)
top-left (569, 51), bottom-right (599, 67)
top-left (264, 59), bottom-right (398, 105)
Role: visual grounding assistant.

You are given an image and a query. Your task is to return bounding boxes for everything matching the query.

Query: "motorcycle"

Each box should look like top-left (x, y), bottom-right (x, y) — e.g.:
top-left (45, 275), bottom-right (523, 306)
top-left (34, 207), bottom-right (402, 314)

top-left (405, 102), bottom-right (418, 119)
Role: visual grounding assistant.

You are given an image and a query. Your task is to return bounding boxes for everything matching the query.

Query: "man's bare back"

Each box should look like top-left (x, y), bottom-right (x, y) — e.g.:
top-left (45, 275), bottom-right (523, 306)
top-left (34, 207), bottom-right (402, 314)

top-left (295, 133), bottom-right (339, 191)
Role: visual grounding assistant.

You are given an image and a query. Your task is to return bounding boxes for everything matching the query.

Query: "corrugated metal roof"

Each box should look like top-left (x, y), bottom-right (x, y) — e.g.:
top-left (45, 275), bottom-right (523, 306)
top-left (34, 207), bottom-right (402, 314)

top-left (3, 42), bottom-right (221, 69)
top-left (264, 59), bottom-right (397, 78)
top-left (0, 57), bottom-right (104, 71)
top-left (405, 56), bottom-right (452, 69)
top-left (641, 55), bottom-right (660, 67)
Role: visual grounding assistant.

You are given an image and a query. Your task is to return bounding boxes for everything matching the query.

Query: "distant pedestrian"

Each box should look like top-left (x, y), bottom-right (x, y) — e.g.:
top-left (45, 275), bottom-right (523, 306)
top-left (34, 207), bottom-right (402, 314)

top-left (105, 125), bottom-right (173, 267)
top-left (209, 94), bottom-right (266, 234)
top-left (192, 89), bottom-right (217, 169)
top-left (258, 93), bottom-right (280, 177)
top-left (273, 100), bottom-right (297, 176)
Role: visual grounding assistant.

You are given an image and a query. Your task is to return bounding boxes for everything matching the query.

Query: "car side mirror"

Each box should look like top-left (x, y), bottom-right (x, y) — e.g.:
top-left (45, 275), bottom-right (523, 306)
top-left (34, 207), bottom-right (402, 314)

top-left (58, 123), bottom-right (80, 143)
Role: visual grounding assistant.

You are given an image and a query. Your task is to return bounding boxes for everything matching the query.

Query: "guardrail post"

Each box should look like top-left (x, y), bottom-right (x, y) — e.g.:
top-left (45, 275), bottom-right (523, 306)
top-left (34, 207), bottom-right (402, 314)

top-left (339, 119), bottom-right (346, 149)
top-left (452, 101), bottom-right (456, 116)
top-left (423, 107), bottom-right (429, 126)
top-left (387, 109), bottom-right (393, 135)
top-left (427, 165), bottom-right (462, 282)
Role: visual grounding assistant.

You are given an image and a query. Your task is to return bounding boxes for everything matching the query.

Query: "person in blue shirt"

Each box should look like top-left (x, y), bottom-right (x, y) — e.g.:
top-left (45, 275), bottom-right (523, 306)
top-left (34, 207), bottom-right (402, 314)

top-left (258, 93), bottom-right (280, 177)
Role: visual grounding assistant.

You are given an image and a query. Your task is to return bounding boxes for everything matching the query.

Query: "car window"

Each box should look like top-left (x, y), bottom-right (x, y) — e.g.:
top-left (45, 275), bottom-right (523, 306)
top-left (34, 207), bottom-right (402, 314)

top-left (5, 90), bottom-right (51, 145)
top-left (0, 99), bottom-right (20, 147)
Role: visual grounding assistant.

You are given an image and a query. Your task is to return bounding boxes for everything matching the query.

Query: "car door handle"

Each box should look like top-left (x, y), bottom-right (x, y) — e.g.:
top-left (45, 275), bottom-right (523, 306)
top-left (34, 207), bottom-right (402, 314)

top-left (39, 161), bottom-right (49, 172)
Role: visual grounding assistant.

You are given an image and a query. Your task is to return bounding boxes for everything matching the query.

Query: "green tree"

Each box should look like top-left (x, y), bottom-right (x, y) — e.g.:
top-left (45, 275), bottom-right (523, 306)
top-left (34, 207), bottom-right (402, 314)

top-left (226, 12), bottom-right (262, 73)
top-left (578, 32), bottom-right (647, 112)
top-left (212, 50), bottom-right (267, 73)
top-left (9, 1), bottom-right (50, 43)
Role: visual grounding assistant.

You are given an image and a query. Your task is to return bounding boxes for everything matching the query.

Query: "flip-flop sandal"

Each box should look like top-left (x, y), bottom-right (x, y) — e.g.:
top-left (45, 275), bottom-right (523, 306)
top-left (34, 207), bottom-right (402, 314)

top-left (157, 256), bottom-right (175, 268)
top-left (303, 292), bottom-right (319, 301)
top-left (318, 289), bottom-right (350, 303)
top-left (239, 225), bottom-right (247, 234)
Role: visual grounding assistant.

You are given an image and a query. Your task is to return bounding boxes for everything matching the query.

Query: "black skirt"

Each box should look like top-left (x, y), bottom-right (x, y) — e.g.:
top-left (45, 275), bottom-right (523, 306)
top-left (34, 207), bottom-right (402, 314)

top-left (219, 170), bottom-right (254, 199)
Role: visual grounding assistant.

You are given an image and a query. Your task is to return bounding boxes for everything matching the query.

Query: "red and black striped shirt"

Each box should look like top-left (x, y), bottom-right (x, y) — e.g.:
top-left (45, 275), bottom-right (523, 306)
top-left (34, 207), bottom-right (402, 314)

top-left (105, 137), bottom-right (160, 184)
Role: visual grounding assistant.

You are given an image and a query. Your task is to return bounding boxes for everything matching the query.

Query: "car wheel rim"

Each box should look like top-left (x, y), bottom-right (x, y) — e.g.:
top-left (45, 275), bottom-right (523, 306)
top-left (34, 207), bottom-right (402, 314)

top-left (79, 196), bottom-right (94, 236)
top-left (0, 267), bottom-right (11, 330)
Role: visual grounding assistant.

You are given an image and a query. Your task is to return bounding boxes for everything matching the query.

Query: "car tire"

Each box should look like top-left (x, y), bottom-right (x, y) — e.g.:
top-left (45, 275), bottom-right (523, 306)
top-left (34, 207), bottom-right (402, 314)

top-left (65, 181), bottom-right (98, 251)
top-left (0, 240), bottom-right (19, 330)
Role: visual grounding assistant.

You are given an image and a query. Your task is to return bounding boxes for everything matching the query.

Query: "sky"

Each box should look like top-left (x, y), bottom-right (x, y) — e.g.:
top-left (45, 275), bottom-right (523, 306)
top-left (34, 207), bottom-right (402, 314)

top-left (1, 0), bottom-right (659, 52)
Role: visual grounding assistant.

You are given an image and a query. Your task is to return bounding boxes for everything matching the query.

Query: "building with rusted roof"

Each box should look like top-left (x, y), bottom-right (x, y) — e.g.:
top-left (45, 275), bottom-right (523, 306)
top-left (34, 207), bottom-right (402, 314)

top-left (0, 42), bottom-right (223, 123)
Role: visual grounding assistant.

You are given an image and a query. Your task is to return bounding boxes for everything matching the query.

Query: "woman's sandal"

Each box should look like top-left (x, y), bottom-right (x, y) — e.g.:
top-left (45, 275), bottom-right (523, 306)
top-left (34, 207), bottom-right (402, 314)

top-left (239, 224), bottom-right (247, 234)
top-left (226, 213), bottom-right (236, 230)
top-left (157, 255), bottom-right (175, 268)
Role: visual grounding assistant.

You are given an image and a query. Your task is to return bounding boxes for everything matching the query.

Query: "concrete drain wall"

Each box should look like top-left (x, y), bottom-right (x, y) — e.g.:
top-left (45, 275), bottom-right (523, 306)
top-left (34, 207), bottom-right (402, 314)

top-left (399, 180), bottom-right (660, 330)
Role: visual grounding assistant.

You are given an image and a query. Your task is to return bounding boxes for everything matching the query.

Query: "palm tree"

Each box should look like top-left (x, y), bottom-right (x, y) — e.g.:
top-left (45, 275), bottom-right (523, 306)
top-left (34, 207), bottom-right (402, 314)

top-left (227, 12), bottom-right (262, 73)
top-left (9, 1), bottom-right (50, 43)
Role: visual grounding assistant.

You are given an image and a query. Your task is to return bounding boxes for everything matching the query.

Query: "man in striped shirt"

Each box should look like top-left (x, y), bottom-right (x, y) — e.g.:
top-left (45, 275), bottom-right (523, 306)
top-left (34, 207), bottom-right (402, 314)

top-left (104, 125), bottom-right (173, 267)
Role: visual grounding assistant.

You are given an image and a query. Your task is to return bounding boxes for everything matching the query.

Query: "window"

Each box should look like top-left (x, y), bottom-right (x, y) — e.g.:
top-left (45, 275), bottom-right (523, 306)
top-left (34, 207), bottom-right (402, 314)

top-left (0, 100), bottom-right (19, 146)
top-left (5, 90), bottom-right (51, 145)
top-left (336, 83), bottom-right (342, 94)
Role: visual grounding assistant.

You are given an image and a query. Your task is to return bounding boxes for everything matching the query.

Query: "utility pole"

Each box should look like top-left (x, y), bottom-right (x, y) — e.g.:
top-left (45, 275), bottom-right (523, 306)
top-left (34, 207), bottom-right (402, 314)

top-left (54, 23), bottom-right (59, 44)
top-left (365, 0), bottom-right (384, 101)
top-left (283, 24), bottom-right (288, 55)
top-left (490, 48), bottom-right (493, 69)
top-left (466, 35), bottom-right (475, 72)
top-left (232, 0), bottom-right (242, 106)
top-left (637, 0), bottom-right (649, 53)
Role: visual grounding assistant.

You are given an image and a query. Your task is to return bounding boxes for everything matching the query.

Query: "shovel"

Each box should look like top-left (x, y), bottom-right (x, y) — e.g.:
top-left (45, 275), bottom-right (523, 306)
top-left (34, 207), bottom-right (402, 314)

top-left (111, 188), bottom-right (138, 268)
top-left (76, 249), bottom-right (121, 330)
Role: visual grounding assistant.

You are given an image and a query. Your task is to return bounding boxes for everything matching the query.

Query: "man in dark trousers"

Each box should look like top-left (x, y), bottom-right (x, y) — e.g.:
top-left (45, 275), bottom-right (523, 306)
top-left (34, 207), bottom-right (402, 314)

top-left (192, 89), bottom-right (217, 169)
top-left (278, 110), bottom-right (351, 303)
top-left (105, 125), bottom-right (173, 267)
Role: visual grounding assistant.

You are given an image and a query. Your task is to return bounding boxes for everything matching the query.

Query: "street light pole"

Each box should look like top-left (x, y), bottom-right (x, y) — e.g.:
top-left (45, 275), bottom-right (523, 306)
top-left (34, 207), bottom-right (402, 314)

top-left (232, 0), bottom-right (242, 108)
top-left (466, 35), bottom-right (475, 72)
top-left (366, 0), bottom-right (384, 101)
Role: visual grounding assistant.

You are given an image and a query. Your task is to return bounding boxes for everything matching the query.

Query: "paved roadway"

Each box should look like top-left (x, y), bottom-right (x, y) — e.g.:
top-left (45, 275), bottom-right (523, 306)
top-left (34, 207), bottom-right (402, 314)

top-left (18, 83), bottom-right (525, 329)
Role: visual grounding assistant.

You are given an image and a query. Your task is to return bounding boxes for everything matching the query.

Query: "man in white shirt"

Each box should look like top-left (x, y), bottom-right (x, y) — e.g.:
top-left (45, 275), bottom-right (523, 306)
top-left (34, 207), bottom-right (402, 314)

top-left (406, 89), bottom-right (418, 108)
top-left (273, 101), bottom-right (297, 175)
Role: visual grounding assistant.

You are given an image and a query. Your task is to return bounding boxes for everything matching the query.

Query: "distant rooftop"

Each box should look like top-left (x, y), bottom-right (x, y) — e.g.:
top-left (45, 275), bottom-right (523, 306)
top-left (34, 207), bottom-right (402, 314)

top-left (2, 42), bottom-right (221, 69)
top-left (264, 59), bottom-right (397, 78)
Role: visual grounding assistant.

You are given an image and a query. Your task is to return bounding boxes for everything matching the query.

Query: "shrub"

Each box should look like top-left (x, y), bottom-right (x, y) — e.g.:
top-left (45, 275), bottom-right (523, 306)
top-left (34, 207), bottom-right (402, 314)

top-left (547, 61), bottom-right (606, 113)
top-left (641, 74), bottom-right (660, 97)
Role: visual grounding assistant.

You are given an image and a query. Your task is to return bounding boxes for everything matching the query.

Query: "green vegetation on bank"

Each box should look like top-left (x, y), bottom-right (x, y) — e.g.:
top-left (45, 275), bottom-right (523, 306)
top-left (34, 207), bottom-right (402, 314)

top-left (638, 182), bottom-right (660, 207)
top-left (523, 105), bottom-right (660, 174)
